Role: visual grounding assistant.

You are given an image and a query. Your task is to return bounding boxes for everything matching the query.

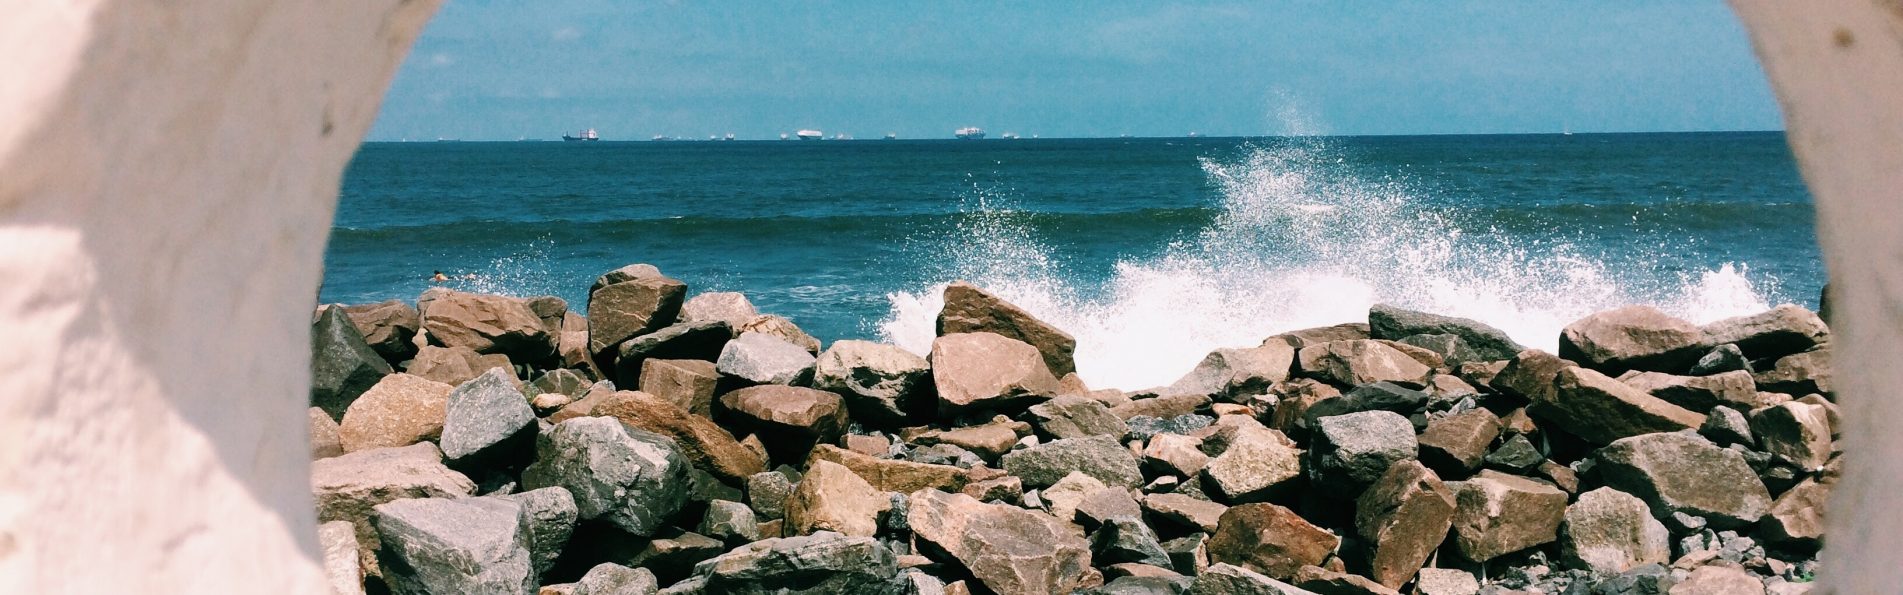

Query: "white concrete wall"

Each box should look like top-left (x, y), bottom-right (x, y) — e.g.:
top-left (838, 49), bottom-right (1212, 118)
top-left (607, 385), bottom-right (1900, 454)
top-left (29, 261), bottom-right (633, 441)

top-left (0, 1), bottom-right (437, 592)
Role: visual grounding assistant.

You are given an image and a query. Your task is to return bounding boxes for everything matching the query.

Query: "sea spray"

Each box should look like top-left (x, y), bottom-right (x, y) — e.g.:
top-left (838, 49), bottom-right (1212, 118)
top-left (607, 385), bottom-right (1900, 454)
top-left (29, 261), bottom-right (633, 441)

top-left (878, 137), bottom-right (1777, 390)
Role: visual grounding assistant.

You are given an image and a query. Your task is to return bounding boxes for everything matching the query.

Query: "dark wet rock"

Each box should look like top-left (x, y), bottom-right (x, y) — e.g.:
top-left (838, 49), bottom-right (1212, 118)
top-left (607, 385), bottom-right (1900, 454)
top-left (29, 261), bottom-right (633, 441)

top-left (1166, 343), bottom-right (1297, 400)
top-left (690, 531), bottom-right (902, 594)
top-left (1417, 409), bottom-right (1501, 477)
top-left (937, 280), bottom-right (1079, 377)
top-left (1689, 343), bottom-right (1752, 376)
top-left (1003, 435), bottom-right (1144, 489)
top-left (342, 299), bottom-right (422, 364)
top-left (1030, 395), bottom-right (1132, 440)
top-left (1353, 460), bottom-right (1455, 590)
top-left (1296, 340), bottom-right (1432, 387)
top-left (1484, 434), bottom-right (1544, 472)
top-left (1558, 487), bottom-right (1670, 574)
top-left (312, 305), bottom-right (395, 419)
top-left (1369, 303), bottom-right (1525, 362)
top-left (1594, 432), bottom-right (1772, 529)
top-left (812, 339), bottom-right (933, 427)
top-left (1699, 304), bottom-right (1829, 362)
top-left (373, 496), bottom-right (534, 594)
top-left (1528, 367), bottom-right (1704, 445)
top-left (1558, 305), bottom-right (1708, 374)
top-left (440, 367), bottom-right (537, 468)
top-left (521, 417), bottom-right (692, 536)
top-left (614, 320), bottom-right (730, 383)
top-left (1206, 503), bottom-right (1340, 580)
top-left (908, 489), bottom-right (1098, 595)
top-left (1445, 470), bottom-right (1568, 562)
top-left (587, 264), bottom-right (688, 370)
top-left (1309, 410), bottom-right (1417, 497)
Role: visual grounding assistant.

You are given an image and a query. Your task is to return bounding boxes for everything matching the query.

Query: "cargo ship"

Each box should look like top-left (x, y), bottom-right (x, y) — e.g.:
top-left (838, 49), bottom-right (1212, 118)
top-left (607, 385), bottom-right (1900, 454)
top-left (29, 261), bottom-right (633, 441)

top-left (562, 128), bottom-right (600, 142)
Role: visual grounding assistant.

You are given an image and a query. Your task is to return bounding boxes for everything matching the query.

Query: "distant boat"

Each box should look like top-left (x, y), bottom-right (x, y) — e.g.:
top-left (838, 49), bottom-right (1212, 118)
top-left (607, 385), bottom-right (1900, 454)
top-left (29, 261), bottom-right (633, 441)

top-left (955, 127), bottom-right (986, 140)
top-left (724, 133), bottom-right (736, 141)
top-left (563, 128), bottom-right (600, 142)
top-left (1000, 132), bottom-right (1019, 140)
top-left (884, 133), bottom-right (897, 140)
top-left (780, 133), bottom-right (790, 140)
top-left (796, 129), bottom-right (823, 140)
top-left (1187, 131), bottom-right (1200, 138)
top-left (651, 135), bottom-right (672, 141)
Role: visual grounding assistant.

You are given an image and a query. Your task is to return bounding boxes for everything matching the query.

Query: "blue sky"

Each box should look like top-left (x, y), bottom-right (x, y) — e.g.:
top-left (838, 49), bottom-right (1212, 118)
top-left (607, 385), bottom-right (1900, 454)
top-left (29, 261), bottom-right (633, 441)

top-left (368, 1), bottom-right (1783, 141)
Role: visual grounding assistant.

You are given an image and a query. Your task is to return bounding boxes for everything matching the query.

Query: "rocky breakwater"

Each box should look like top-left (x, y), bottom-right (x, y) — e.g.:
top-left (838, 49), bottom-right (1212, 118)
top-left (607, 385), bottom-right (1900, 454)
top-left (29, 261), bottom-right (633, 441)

top-left (307, 265), bottom-right (1836, 595)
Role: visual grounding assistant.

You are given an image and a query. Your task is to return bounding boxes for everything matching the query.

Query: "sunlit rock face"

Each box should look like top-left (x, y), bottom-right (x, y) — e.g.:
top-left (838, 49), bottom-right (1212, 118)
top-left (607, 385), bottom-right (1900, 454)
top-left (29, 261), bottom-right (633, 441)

top-left (0, 1), bottom-right (437, 592)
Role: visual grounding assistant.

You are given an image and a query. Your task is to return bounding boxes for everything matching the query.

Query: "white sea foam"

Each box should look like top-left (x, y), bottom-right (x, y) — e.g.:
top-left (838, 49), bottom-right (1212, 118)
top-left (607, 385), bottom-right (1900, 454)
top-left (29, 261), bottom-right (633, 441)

top-left (877, 138), bottom-right (1777, 391)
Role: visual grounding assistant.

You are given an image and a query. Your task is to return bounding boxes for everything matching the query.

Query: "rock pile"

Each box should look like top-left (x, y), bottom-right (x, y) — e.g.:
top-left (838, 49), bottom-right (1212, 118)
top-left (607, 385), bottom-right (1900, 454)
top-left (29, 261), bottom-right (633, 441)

top-left (310, 269), bottom-right (1835, 595)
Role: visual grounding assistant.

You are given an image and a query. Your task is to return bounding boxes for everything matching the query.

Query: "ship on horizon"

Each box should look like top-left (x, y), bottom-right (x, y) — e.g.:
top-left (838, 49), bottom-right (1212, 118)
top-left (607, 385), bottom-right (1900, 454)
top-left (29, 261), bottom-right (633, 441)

top-left (796, 129), bottom-right (823, 140)
top-left (954, 127), bottom-right (985, 140)
top-left (562, 128), bottom-right (600, 142)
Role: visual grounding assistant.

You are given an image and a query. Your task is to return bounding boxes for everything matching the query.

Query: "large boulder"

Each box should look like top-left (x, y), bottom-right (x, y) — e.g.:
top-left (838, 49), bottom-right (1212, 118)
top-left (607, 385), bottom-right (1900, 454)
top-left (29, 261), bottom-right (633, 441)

top-left (520, 417), bottom-right (692, 536)
top-left (1594, 432), bottom-right (1772, 529)
top-left (719, 385), bottom-right (848, 461)
top-left (637, 358), bottom-right (719, 417)
top-left (1296, 340), bottom-right (1431, 387)
top-left (419, 289), bottom-right (556, 363)
top-left (1749, 400), bottom-right (1834, 469)
top-left (1754, 347), bottom-right (1833, 395)
top-left (1416, 409), bottom-right (1501, 476)
top-left (1558, 487), bottom-right (1669, 574)
top-left (337, 373), bottom-right (451, 453)
top-left (372, 496), bottom-right (535, 595)
top-left (1761, 477), bottom-right (1829, 549)
top-left (785, 459), bottom-right (893, 537)
top-left (312, 305), bottom-right (395, 419)
top-left (1698, 304), bottom-right (1829, 361)
top-left (1528, 367), bottom-right (1705, 444)
top-left (342, 299), bottom-right (421, 364)
top-left (1029, 395), bottom-right (1131, 440)
top-left (404, 344), bottom-right (512, 387)
top-left (1558, 306), bottom-right (1708, 374)
top-left (1002, 435), bottom-right (1144, 489)
top-left (1206, 503), bottom-right (1340, 580)
top-left (737, 314), bottom-right (823, 354)
top-left (1618, 370), bottom-right (1758, 413)
top-left (1353, 461), bottom-right (1455, 590)
top-left (593, 390), bottom-right (765, 482)
top-left (716, 331), bottom-right (818, 386)
top-left (1489, 349), bottom-right (1571, 403)
top-left (502, 487), bottom-right (577, 580)
top-left (812, 339), bottom-right (933, 426)
top-left (613, 320), bottom-right (730, 383)
top-left (1142, 493), bottom-right (1229, 534)
top-left (931, 332), bottom-right (1063, 416)
top-left (679, 291), bottom-right (758, 329)
top-left (1299, 381), bottom-right (1428, 426)
top-left (1309, 410), bottom-right (1417, 497)
top-left (1368, 304), bottom-right (1525, 362)
top-left (439, 367), bottom-right (537, 467)
top-left (1445, 470), bottom-right (1568, 562)
top-left (908, 489), bottom-right (1098, 595)
top-left (689, 531), bottom-right (902, 594)
top-left (310, 443), bottom-right (476, 576)
top-left (1166, 343), bottom-right (1296, 400)
top-left (937, 280), bottom-right (1078, 377)
top-left (1203, 425), bottom-right (1303, 503)
top-left (808, 444), bottom-right (969, 493)
top-left (587, 264), bottom-right (688, 369)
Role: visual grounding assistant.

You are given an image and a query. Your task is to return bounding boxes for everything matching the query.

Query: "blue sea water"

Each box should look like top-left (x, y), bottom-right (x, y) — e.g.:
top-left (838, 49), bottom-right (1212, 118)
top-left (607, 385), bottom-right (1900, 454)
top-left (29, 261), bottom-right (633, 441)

top-left (323, 132), bottom-right (1819, 389)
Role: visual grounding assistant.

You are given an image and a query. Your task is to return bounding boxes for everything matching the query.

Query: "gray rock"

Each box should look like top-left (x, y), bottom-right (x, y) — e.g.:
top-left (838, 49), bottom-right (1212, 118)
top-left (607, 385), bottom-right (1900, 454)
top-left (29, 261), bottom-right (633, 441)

top-left (502, 486), bottom-right (578, 579)
top-left (372, 496), bottom-right (535, 595)
top-left (574, 563), bottom-right (659, 595)
top-left (1186, 563), bottom-right (1316, 594)
top-left (614, 320), bottom-right (731, 383)
top-left (310, 443), bottom-right (476, 573)
top-left (1166, 343), bottom-right (1296, 400)
top-left (440, 367), bottom-right (537, 466)
top-left (1698, 405), bottom-right (1754, 446)
top-left (909, 443), bottom-right (985, 469)
top-left (1081, 575), bottom-right (1194, 595)
top-left (1029, 395), bottom-right (1131, 439)
top-left (1002, 435), bottom-right (1145, 488)
top-left (1689, 343), bottom-right (1752, 375)
top-left (521, 417), bottom-right (692, 536)
top-left (747, 470), bottom-right (795, 520)
top-left (811, 339), bottom-right (932, 427)
top-left (1163, 533), bottom-right (1211, 577)
top-left (1127, 414), bottom-right (1216, 441)
top-left (1309, 410), bottom-right (1417, 496)
top-left (689, 531), bottom-right (903, 594)
top-left (530, 368), bottom-right (595, 400)
top-left (1559, 487), bottom-right (1670, 574)
top-left (1699, 304), bottom-right (1829, 362)
top-left (312, 305), bottom-right (395, 419)
top-left (699, 499), bottom-right (761, 544)
top-left (1397, 333), bottom-right (1484, 367)
top-left (1595, 432), bottom-right (1773, 529)
top-left (1094, 518), bottom-right (1174, 567)
top-left (1485, 434), bottom-right (1544, 472)
top-left (318, 521), bottom-right (365, 595)
top-left (1586, 563), bottom-right (1675, 595)
top-left (1369, 303), bottom-right (1526, 361)
top-left (717, 331), bottom-right (818, 386)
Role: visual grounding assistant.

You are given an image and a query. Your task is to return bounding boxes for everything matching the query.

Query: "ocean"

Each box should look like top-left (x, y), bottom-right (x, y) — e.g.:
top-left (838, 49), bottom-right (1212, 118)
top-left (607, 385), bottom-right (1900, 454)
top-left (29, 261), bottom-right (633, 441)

top-left (323, 132), bottom-right (1820, 390)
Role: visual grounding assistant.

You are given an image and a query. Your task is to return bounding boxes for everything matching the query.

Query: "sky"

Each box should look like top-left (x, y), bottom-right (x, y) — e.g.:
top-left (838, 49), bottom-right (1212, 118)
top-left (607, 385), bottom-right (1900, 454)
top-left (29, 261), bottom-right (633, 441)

top-left (368, 1), bottom-right (1784, 141)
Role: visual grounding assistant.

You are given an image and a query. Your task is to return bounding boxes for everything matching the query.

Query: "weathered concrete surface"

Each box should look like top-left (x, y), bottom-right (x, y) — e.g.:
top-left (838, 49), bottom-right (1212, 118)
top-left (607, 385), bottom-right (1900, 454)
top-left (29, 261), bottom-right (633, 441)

top-left (0, 1), bottom-right (439, 592)
top-left (1729, 2), bottom-right (1903, 591)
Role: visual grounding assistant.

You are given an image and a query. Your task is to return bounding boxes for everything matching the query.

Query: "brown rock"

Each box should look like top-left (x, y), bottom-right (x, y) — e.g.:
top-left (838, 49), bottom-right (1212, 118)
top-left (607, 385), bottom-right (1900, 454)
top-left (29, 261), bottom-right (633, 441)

top-left (784, 460), bottom-right (892, 537)
top-left (962, 475), bottom-right (1024, 503)
top-left (638, 358), bottom-right (718, 417)
top-left (1202, 426), bottom-right (1303, 503)
top-left (529, 393), bottom-right (571, 416)
top-left (593, 390), bottom-right (765, 482)
top-left (906, 417), bottom-right (1029, 461)
top-left (1446, 470), bottom-right (1568, 562)
top-left (1699, 304), bottom-right (1830, 361)
top-left (1268, 380), bottom-right (1340, 434)
top-left (587, 264), bottom-right (688, 367)
top-left (1754, 347), bottom-right (1832, 396)
top-left (931, 332), bottom-right (1062, 415)
top-left (679, 291), bottom-right (758, 328)
top-left (1075, 487), bottom-right (1143, 529)
top-left (310, 443), bottom-right (476, 575)
top-left (1558, 487), bottom-right (1670, 575)
top-left (557, 311), bottom-right (597, 375)
top-left (419, 289), bottom-right (555, 363)
top-left (1354, 461), bottom-right (1456, 589)
top-left (1296, 340), bottom-right (1432, 387)
top-left (1207, 502), bottom-right (1341, 580)
top-left (736, 314), bottom-right (822, 354)
top-left (546, 381), bottom-right (614, 424)
top-left (1142, 493), bottom-right (1228, 534)
top-left (1558, 305), bottom-right (1708, 374)
top-left (1143, 433), bottom-right (1211, 477)
top-left (808, 444), bottom-right (969, 493)
top-left (1294, 565), bottom-right (1402, 595)
top-left (718, 385), bottom-right (849, 461)
top-left (937, 281), bottom-right (1078, 377)
top-left (1618, 370), bottom-right (1759, 413)
top-left (1595, 432), bottom-right (1773, 529)
top-left (1416, 409), bottom-right (1501, 476)
top-left (342, 299), bottom-right (421, 363)
top-left (311, 407), bottom-right (344, 459)
top-left (405, 345), bottom-right (513, 387)
top-left (908, 489), bottom-right (1098, 595)
top-left (843, 434), bottom-right (891, 457)
top-left (1271, 323), bottom-right (1373, 348)
top-left (1749, 400), bottom-right (1833, 469)
top-left (1111, 393), bottom-right (1211, 420)
top-left (1761, 477), bottom-right (1829, 549)
top-left (1489, 349), bottom-right (1571, 403)
top-left (1414, 569), bottom-right (1479, 595)
top-left (1166, 343), bottom-right (1296, 400)
top-left (1668, 565), bottom-right (1764, 595)
top-left (337, 373), bottom-right (452, 453)
top-left (1381, 339), bottom-right (1447, 369)
top-left (1529, 367), bottom-right (1704, 445)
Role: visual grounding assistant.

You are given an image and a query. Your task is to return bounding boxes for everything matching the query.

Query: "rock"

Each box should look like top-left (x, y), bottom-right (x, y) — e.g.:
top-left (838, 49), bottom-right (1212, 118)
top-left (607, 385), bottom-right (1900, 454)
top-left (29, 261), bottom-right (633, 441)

top-left (690, 531), bottom-right (901, 594)
top-left (908, 489), bottom-right (1097, 594)
top-left (1300, 381), bottom-right (1428, 426)
top-left (587, 264), bottom-right (688, 369)
top-left (1417, 409), bottom-right (1501, 476)
top-left (786, 459), bottom-right (892, 537)
top-left (626, 531), bottom-right (727, 585)
top-left (1698, 405), bottom-right (1754, 446)
top-left (520, 417), bottom-right (692, 536)
top-left (1296, 340), bottom-right (1431, 387)
top-left (1084, 574), bottom-right (1192, 595)
top-left (1619, 370), bottom-right (1759, 413)
top-left (1754, 347), bottom-right (1832, 396)
top-left (1030, 395), bottom-right (1131, 440)
top-left (1690, 343), bottom-right (1753, 375)
top-left (1489, 349), bottom-right (1571, 404)
top-left (1166, 343), bottom-right (1296, 400)
top-left (405, 345), bottom-right (514, 387)
top-left (1397, 333), bottom-right (1483, 368)
top-left (1206, 503), bottom-right (1340, 580)
top-left (593, 390), bottom-right (765, 482)
top-left (311, 443), bottom-right (476, 570)
top-left (558, 312), bottom-right (600, 376)
top-left (636, 358), bottom-right (719, 417)
top-left (1162, 534), bottom-right (1210, 577)
top-left (1353, 461), bottom-right (1455, 589)
top-left (963, 475), bottom-right (1025, 503)
top-left (532, 391), bottom-right (574, 417)
top-left (716, 331), bottom-right (818, 387)
top-left (1202, 426), bottom-right (1303, 502)
top-left (1761, 477), bottom-right (1828, 549)
top-left (440, 367), bottom-right (536, 466)
top-left (1528, 367), bottom-right (1705, 445)
top-left (1003, 435), bottom-right (1145, 489)
top-left (1559, 305), bottom-right (1709, 374)
top-left (679, 291), bottom-right (757, 328)
top-left (748, 470), bottom-right (795, 520)
top-left (318, 520), bottom-right (365, 595)
top-left (372, 496), bottom-right (534, 594)
top-left (808, 444), bottom-right (970, 493)
top-left (1128, 413), bottom-right (1218, 440)
top-left (1445, 470), bottom-right (1568, 562)
top-left (1412, 568), bottom-right (1478, 595)
top-left (737, 314), bottom-right (824, 354)
top-left (1076, 487), bottom-right (1144, 529)
top-left (1668, 565), bottom-right (1764, 595)
top-left (1186, 563), bottom-right (1315, 595)
top-left (911, 443), bottom-right (986, 469)
top-left (1115, 394), bottom-right (1213, 421)
top-left (1699, 304), bottom-right (1829, 361)
top-left (1094, 518), bottom-right (1174, 567)
top-left (1309, 411), bottom-right (1417, 497)
top-left (1559, 487), bottom-right (1670, 574)
top-left (1369, 303), bottom-right (1525, 361)
top-left (1595, 432), bottom-right (1773, 529)
top-left (1292, 566), bottom-right (1401, 595)
top-left (1142, 493), bottom-right (1229, 534)
top-left (419, 289), bottom-right (556, 363)
top-left (503, 487), bottom-right (579, 579)
top-left (614, 320), bottom-right (731, 383)
top-left (312, 305), bottom-right (395, 419)
top-left (1144, 433), bottom-right (1212, 477)
top-left (812, 339), bottom-right (932, 426)
top-left (937, 280), bottom-right (1078, 377)
top-left (719, 385), bottom-right (848, 461)
top-left (342, 299), bottom-right (422, 364)
top-left (1045, 472), bottom-right (1110, 525)
top-left (530, 368), bottom-right (593, 400)
top-left (906, 417), bottom-right (1029, 461)
top-left (1484, 434), bottom-right (1544, 472)
top-left (931, 332), bottom-right (1063, 416)
top-left (1749, 401), bottom-right (1833, 469)
top-left (311, 407), bottom-right (344, 459)
top-left (573, 563), bottom-right (658, 595)
top-left (696, 500), bottom-right (761, 545)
